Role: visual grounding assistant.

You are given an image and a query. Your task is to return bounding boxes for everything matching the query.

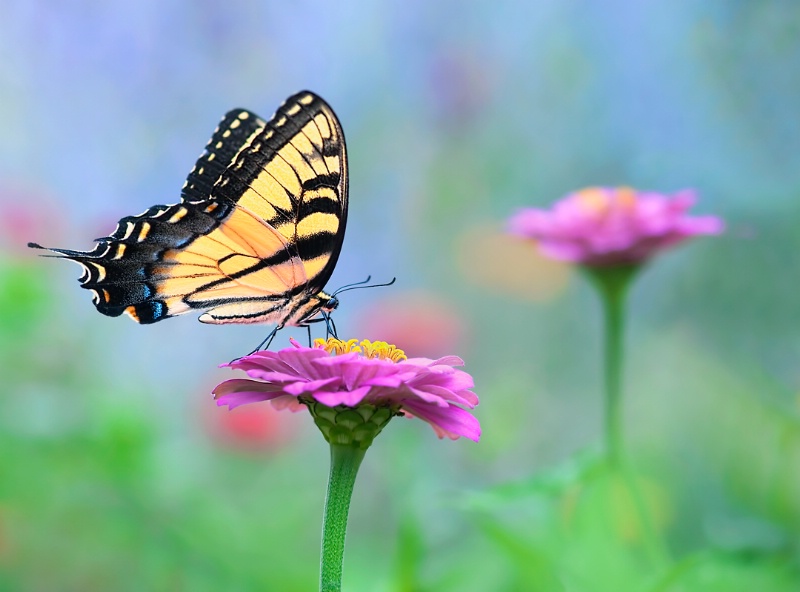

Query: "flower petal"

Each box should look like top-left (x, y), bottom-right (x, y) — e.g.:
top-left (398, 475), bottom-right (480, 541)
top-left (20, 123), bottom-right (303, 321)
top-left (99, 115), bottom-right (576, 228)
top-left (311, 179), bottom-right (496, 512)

top-left (283, 376), bottom-right (341, 396)
top-left (402, 401), bottom-right (481, 442)
top-left (213, 379), bottom-right (290, 410)
top-left (508, 187), bottom-right (723, 266)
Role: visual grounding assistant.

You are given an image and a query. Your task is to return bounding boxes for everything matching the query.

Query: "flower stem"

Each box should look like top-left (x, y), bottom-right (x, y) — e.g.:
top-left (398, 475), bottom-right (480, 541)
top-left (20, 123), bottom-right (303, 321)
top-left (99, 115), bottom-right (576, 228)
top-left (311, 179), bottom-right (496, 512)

top-left (584, 265), bottom-right (671, 568)
top-left (320, 443), bottom-right (366, 592)
top-left (584, 265), bottom-right (637, 466)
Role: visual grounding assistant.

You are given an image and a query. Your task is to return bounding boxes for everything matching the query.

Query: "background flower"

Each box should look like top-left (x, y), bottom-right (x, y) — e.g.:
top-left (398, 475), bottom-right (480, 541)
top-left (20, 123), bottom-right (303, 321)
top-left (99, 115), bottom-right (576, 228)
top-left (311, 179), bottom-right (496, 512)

top-left (508, 187), bottom-right (724, 267)
top-left (203, 399), bottom-right (295, 454)
top-left (354, 290), bottom-right (466, 359)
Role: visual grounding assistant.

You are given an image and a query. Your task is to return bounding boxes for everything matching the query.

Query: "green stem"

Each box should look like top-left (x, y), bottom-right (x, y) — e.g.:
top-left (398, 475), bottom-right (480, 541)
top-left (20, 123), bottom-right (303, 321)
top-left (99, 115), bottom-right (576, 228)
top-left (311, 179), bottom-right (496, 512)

top-left (585, 265), bottom-right (637, 466)
top-left (320, 443), bottom-right (366, 592)
top-left (585, 265), bottom-right (671, 569)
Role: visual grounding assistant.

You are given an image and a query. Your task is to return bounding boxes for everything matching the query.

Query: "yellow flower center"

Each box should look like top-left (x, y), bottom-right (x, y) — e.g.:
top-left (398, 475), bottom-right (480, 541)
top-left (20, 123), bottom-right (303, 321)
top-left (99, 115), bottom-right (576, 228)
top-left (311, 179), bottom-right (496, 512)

top-left (576, 186), bottom-right (637, 216)
top-left (314, 337), bottom-right (407, 362)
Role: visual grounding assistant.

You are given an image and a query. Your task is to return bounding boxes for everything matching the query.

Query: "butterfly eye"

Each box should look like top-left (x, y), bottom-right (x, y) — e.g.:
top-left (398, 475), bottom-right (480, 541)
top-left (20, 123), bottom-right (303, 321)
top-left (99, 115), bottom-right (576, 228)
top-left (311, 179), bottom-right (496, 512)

top-left (325, 296), bottom-right (340, 311)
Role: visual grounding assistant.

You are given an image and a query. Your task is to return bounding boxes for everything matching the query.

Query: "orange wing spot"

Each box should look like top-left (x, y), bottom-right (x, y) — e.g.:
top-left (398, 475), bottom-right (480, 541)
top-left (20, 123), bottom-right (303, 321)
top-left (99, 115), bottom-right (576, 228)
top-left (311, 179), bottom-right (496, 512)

top-left (102, 288), bottom-right (111, 303)
top-left (125, 305), bottom-right (140, 322)
top-left (113, 244), bottom-right (127, 260)
top-left (137, 222), bottom-right (151, 242)
top-left (204, 202), bottom-right (219, 213)
top-left (169, 208), bottom-right (188, 223)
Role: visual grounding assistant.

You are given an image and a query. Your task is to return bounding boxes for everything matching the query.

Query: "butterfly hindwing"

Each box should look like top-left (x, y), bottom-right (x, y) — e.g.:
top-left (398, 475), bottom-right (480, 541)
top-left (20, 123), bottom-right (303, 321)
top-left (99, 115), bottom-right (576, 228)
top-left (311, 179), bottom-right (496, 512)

top-left (31, 91), bottom-right (348, 329)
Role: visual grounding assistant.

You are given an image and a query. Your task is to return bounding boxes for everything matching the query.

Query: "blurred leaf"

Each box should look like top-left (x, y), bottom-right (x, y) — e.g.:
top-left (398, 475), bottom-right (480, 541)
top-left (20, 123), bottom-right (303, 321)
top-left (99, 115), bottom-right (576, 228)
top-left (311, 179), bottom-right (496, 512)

top-left (0, 260), bottom-right (51, 344)
top-left (650, 549), bottom-right (800, 592)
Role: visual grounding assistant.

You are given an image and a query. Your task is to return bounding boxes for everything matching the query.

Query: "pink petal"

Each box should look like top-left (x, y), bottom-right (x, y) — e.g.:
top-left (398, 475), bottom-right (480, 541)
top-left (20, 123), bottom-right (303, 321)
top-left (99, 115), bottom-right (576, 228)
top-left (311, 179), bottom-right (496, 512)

top-left (313, 385), bottom-right (372, 407)
top-left (402, 401), bottom-right (481, 442)
top-left (283, 377), bottom-right (341, 396)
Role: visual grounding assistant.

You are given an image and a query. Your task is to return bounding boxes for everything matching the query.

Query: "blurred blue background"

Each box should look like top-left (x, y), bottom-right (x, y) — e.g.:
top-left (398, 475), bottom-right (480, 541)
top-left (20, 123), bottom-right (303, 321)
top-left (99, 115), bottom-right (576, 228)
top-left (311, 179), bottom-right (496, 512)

top-left (1, 1), bottom-right (799, 590)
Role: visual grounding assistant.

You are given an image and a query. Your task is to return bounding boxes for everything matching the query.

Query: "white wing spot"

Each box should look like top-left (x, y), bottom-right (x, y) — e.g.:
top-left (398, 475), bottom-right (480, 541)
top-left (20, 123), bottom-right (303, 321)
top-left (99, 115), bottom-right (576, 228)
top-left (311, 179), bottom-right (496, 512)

top-left (121, 221), bottom-right (135, 240)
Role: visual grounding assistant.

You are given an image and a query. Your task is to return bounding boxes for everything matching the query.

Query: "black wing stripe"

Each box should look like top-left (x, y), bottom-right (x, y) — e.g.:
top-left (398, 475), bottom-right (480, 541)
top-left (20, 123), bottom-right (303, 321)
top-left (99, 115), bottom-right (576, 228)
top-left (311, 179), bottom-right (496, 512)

top-left (181, 109), bottom-right (265, 203)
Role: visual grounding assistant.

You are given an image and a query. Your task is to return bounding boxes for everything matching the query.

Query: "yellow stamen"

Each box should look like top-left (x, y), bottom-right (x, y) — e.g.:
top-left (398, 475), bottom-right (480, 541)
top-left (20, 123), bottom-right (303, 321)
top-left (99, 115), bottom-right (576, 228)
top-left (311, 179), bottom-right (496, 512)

top-left (313, 337), bottom-right (407, 362)
top-left (575, 186), bottom-right (638, 215)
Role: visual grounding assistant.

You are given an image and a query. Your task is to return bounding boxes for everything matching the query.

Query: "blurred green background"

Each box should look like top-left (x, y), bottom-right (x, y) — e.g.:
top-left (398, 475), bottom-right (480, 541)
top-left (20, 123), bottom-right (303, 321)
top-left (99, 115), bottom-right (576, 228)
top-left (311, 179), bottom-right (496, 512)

top-left (1, 2), bottom-right (799, 590)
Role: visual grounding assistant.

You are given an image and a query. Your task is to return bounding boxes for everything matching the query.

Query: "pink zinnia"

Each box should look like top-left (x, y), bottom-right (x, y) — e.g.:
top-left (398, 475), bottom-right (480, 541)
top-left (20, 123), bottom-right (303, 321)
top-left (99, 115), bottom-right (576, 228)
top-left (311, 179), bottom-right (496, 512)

top-left (508, 187), bottom-right (723, 267)
top-left (213, 338), bottom-right (480, 443)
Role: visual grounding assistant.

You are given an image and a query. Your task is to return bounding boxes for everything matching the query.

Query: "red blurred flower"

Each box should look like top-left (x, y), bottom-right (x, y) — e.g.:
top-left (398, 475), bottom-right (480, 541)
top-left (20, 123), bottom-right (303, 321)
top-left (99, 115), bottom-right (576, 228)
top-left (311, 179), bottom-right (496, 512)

top-left (355, 291), bottom-right (465, 359)
top-left (0, 184), bottom-right (64, 258)
top-left (204, 395), bottom-right (294, 453)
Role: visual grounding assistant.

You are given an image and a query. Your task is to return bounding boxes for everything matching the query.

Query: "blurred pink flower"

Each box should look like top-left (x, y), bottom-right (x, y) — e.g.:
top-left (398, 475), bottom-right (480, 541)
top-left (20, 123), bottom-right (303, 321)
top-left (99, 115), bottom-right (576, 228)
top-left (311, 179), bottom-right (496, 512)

top-left (1, 184), bottom-right (64, 258)
top-left (508, 187), bottom-right (723, 267)
top-left (355, 291), bottom-right (465, 359)
top-left (214, 338), bottom-right (480, 442)
top-left (204, 400), bottom-right (295, 453)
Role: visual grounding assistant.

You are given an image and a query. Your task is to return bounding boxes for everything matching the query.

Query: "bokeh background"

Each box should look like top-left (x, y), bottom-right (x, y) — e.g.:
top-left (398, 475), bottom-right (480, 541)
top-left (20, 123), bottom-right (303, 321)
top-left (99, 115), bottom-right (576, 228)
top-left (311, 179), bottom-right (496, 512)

top-left (1, 2), bottom-right (799, 590)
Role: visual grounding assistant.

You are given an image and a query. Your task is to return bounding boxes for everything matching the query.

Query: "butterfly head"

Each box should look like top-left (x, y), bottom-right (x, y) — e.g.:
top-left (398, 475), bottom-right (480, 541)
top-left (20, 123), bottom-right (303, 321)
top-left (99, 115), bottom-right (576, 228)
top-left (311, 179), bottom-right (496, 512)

top-left (322, 294), bottom-right (340, 313)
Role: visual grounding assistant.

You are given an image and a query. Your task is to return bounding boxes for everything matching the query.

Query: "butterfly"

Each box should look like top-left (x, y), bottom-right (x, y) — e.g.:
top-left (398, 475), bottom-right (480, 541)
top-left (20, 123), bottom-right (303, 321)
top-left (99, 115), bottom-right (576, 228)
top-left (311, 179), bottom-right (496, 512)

top-left (29, 90), bottom-right (348, 346)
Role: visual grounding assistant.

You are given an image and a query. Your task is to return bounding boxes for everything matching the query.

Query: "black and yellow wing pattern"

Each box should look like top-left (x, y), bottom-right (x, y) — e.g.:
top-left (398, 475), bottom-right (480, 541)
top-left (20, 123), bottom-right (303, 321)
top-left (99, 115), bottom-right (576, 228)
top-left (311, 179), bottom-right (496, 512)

top-left (30, 90), bottom-right (348, 330)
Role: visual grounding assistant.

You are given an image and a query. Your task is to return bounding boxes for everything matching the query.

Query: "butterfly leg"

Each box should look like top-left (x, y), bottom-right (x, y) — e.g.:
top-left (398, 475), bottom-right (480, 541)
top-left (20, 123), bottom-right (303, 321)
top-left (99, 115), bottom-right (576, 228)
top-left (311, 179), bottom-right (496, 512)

top-left (244, 325), bottom-right (281, 356)
top-left (322, 312), bottom-right (338, 340)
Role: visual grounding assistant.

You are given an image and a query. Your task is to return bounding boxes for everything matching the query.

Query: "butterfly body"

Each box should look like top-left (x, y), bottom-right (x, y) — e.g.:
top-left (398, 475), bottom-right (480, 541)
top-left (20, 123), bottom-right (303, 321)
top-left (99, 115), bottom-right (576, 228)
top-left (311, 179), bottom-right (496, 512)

top-left (30, 91), bottom-right (348, 333)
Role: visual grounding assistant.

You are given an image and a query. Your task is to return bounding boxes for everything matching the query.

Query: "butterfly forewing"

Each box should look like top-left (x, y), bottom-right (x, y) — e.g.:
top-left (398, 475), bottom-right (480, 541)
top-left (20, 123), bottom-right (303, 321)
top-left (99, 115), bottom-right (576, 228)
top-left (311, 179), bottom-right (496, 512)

top-left (212, 91), bottom-right (348, 292)
top-left (181, 109), bottom-right (266, 203)
top-left (30, 91), bottom-right (348, 329)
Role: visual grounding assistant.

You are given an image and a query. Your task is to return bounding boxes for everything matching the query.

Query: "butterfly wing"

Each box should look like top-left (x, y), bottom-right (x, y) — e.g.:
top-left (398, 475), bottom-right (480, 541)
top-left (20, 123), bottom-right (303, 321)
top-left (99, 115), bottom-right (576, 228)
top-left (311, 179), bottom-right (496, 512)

top-left (30, 91), bottom-right (348, 326)
top-left (180, 108), bottom-right (267, 203)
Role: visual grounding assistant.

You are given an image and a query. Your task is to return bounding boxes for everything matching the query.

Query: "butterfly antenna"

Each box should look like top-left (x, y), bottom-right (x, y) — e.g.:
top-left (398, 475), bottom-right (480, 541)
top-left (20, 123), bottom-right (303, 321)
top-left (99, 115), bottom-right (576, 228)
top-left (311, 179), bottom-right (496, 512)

top-left (332, 276), bottom-right (396, 297)
top-left (331, 275), bottom-right (372, 296)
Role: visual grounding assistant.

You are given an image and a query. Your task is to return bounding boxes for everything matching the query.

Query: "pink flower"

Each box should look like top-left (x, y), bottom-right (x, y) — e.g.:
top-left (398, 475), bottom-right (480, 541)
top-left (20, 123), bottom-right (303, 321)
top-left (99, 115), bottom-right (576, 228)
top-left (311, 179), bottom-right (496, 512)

top-left (213, 338), bottom-right (480, 443)
top-left (203, 399), bottom-right (295, 453)
top-left (508, 187), bottom-right (723, 267)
